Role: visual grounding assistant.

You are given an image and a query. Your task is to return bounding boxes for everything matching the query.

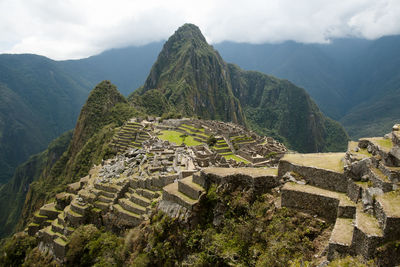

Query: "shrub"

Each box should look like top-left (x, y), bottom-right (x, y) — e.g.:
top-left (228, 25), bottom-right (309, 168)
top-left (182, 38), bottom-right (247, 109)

top-left (0, 233), bottom-right (37, 267)
top-left (207, 135), bottom-right (217, 146)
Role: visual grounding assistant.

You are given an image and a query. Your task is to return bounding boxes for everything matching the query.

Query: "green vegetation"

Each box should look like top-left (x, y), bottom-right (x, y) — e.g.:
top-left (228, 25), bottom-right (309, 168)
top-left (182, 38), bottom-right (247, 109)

top-left (11, 81), bottom-right (142, 234)
top-left (132, 24), bottom-right (246, 125)
top-left (66, 225), bottom-right (123, 266)
top-left (282, 153), bottom-right (345, 173)
top-left (130, 88), bottom-right (176, 116)
top-left (376, 240), bottom-right (400, 266)
top-left (125, 185), bottom-right (328, 266)
top-left (0, 130), bottom-right (72, 238)
top-left (232, 66), bottom-right (349, 152)
top-left (158, 130), bottom-right (202, 146)
top-left (131, 23), bottom-right (348, 153)
top-left (376, 138), bottom-right (393, 150)
top-left (327, 256), bottom-right (375, 267)
top-left (0, 233), bottom-right (38, 266)
top-left (0, 55), bottom-right (89, 185)
top-left (223, 154), bottom-right (250, 164)
top-left (207, 135), bottom-right (217, 146)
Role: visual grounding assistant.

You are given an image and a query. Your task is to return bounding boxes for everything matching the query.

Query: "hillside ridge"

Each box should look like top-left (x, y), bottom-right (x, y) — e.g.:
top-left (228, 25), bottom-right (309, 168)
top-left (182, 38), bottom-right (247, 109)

top-left (132, 23), bottom-right (348, 153)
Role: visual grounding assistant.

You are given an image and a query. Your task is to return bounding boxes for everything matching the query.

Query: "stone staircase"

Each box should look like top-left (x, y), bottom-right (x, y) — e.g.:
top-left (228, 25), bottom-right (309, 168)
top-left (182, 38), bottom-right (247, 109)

top-left (162, 174), bottom-right (205, 211)
top-left (111, 120), bottom-right (144, 152)
top-left (27, 203), bottom-right (62, 236)
top-left (279, 124), bottom-right (400, 262)
top-left (27, 174), bottom-right (164, 261)
top-left (230, 134), bottom-right (256, 149)
top-left (176, 123), bottom-right (210, 143)
top-left (213, 136), bottom-right (232, 156)
top-left (160, 167), bottom-right (280, 217)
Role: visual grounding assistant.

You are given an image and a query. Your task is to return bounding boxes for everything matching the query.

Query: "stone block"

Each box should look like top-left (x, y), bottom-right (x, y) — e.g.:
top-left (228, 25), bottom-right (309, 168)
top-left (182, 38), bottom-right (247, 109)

top-left (327, 218), bottom-right (354, 261)
top-left (201, 167), bottom-right (279, 195)
top-left (374, 192), bottom-right (400, 242)
top-left (347, 180), bottom-right (364, 203)
top-left (281, 183), bottom-right (339, 222)
top-left (162, 182), bottom-right (198, 210)
top-left (351, 208), bottom-right (383, 260)
top-left (278, 154), bottom-right (347, 193)
top-left (178, 176), bottom-right (205, 200)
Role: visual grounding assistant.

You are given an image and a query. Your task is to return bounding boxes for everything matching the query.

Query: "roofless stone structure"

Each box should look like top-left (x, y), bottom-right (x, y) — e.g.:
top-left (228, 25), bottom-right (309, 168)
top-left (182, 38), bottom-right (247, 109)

top-left (27, 119), bottom-right (400, 264)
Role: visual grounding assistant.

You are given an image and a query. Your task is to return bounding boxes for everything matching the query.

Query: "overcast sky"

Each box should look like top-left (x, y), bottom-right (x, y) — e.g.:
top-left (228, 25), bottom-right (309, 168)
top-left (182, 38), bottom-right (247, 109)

top-left (1, 0), bottom-right (399, 60)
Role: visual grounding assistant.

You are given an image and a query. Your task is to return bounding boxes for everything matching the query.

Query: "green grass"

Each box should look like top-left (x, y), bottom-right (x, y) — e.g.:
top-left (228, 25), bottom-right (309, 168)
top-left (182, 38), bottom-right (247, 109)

top-left (231, 136), bottom-right (253, 142)
top-left (178, 125), bottom-right (210, 138)
top-left (282, 153), bottom-right (345, 173)
top-left (158, 130), bottom-right (202, 146)
top-left (181, 124), bottom-right (205, 132)
top-left (377, 138), bottom-right (393, 150)
top-left (223, 154), bottom-right (250, 164)
top-left (348, 141), bottom-right (371, 158)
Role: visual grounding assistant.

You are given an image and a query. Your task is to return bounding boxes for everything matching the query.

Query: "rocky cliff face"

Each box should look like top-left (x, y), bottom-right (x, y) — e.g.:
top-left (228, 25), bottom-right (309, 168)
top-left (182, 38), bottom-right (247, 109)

top-left (228, 65), bottom-right (348, 152)
top-left (133, 23), bottom-right (348, 152)
top-left (135, 24), bottom-right (245, 124)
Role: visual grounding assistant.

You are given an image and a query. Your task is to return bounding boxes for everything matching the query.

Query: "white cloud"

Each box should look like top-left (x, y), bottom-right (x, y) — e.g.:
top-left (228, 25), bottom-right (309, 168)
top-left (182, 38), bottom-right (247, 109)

top-left (0, 0), bottom-right (399, 59)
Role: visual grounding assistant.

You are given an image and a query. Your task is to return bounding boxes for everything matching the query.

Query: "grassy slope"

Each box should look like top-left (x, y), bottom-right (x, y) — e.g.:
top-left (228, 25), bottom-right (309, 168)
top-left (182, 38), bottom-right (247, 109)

top-left (158, 130), bottom-right (202, 146)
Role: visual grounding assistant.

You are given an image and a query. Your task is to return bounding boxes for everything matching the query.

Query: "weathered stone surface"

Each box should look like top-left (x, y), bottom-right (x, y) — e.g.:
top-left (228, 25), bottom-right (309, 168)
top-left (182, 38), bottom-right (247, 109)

top-left (64, 205), bottom-right (84, 227)
top-left (118, 198), bottom-right (147, 214)
top-left (27, 223), bottom-right (40, 236)
top-left (328, 218), bottom-right (354, 261)
top-left (378, 164), bottom-right (400, 183)
top-left (130, 192), bottom-right (151, 207)
top-left (158, 200), bottom-right (191, 221)
top-left (70, 199), bottom-right (89, 216)
top-left (281, 182), bottom-right (339, 222)
top-left (351, 207), bottom-right (383, 260)
top-left (33, 213), bottom-right (48, 224)
top-left (178, 176), bottom-right (205, 200)
top-left (361, 187), bottom-right (383, 212)
top-left (344, 157), bottom-right (371, 180)
top-left (163, 182), bottom-right (198, 210)
top-left (369, 167), bottom-right (394, 192)
top-left (347, 180), bottom-right (366, 203)
top-left (67, 182), bottom-right (81, 194)
top-left (390, 146), bottom-right (400, 166)
top-left (39, 203), bottom-right (61, 219)
top-left (374, 192), bottom-right (400, 242)
top-left (111, 204), bottom-right (142, 228)
top-left (201, 167), bottom-right (279, 194)
top-left (53, 237), bottom-right (67, 259)
top-left (55, 193), bottom-right (74, 210)
top-left (278, 153), bottom-right (347, 193)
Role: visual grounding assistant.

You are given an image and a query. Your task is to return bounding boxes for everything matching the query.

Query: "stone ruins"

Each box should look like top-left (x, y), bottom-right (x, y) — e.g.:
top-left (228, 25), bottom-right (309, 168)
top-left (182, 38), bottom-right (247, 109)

top-left (26, 119), bottom-right (400, 265)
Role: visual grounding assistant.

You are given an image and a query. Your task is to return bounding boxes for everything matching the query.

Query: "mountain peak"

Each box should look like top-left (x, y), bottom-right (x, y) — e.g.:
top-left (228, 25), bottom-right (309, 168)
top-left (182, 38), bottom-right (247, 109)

top-left (159, 23), bottom-right (209, 56)
top-left (172, 23), bottom-right (207, 43)
top-left (140, 23), bottom-right (245, 124)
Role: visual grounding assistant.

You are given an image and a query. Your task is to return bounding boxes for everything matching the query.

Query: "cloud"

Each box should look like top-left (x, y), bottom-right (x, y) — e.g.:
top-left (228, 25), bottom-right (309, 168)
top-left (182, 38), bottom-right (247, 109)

top-left (0, 0), bottom-right (399, 60)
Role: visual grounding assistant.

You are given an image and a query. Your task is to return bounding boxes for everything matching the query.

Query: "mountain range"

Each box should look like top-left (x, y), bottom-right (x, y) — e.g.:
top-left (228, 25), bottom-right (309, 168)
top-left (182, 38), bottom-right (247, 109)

top-left (0, 23), bottom-right (347, 238)
top-left (0, 23), bottom-right (398, 192)
top-left (0, 23), bottom-right (399, 237)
